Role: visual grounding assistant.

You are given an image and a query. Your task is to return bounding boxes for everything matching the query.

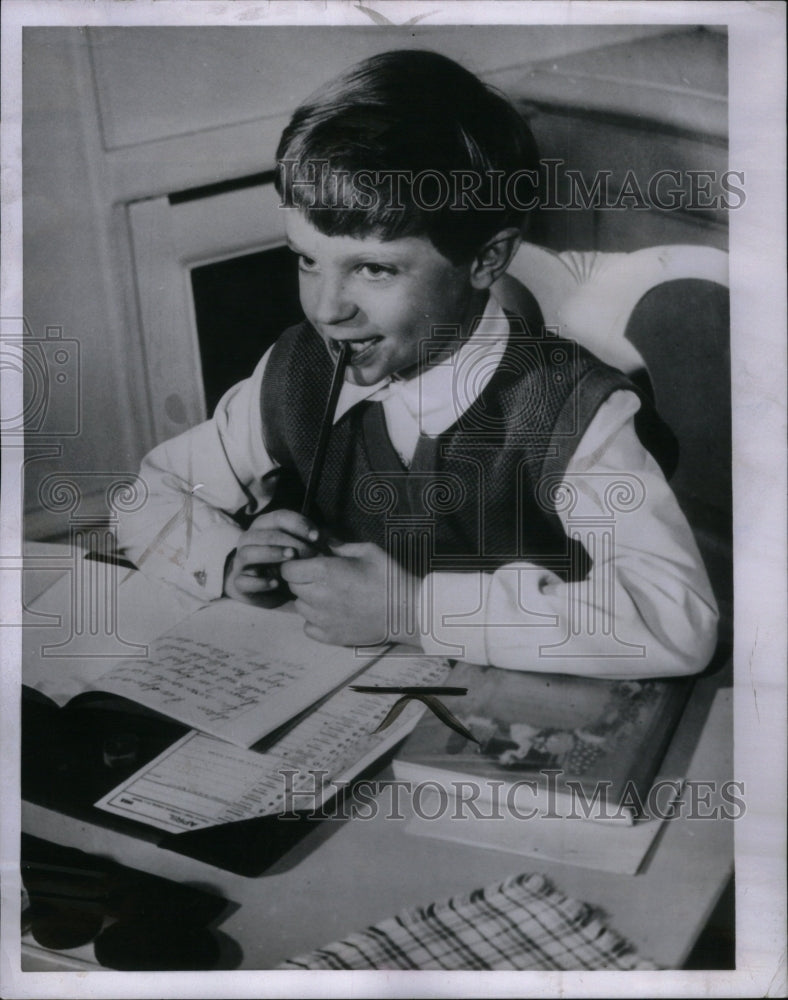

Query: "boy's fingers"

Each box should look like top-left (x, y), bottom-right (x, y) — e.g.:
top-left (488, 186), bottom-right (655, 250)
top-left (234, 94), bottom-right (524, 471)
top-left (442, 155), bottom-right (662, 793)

top-left (238, 530), bottom-right (315, 558)
top-left (234, 573), bottom-right (279, 594)
top-left (248, 510), bottom-right (320, 544)
top-left (280, 556), bottom-right (329, 585)
top-left (328, 541), bottom-right (384, 564)
top-left (328, 541), bottom-right (368, 558)
top-left (235, 544), bottom-right (297, 569)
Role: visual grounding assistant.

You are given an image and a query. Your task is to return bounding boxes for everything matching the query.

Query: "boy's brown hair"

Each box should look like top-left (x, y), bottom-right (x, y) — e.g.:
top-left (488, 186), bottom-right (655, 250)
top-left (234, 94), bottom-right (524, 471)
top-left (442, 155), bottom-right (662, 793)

top-left (275, 49), bottom-right (540, 264)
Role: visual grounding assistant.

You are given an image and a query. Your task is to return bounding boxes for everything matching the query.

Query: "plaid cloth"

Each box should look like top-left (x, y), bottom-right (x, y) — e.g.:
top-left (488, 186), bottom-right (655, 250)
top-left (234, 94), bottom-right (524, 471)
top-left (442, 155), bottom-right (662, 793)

top-left (279, 872), bottom-right (659, 971)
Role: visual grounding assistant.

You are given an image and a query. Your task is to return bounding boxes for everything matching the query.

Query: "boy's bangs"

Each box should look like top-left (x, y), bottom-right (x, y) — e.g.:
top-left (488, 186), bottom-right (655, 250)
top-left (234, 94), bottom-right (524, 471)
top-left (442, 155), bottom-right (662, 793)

top-left (282, 161), bottom-right (432, 244)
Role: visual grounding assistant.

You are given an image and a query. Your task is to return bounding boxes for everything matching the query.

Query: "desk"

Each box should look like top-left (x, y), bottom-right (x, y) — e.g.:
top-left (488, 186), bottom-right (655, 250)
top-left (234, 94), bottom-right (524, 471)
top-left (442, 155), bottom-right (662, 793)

top-left (19, 542), bottom-right (733, 970)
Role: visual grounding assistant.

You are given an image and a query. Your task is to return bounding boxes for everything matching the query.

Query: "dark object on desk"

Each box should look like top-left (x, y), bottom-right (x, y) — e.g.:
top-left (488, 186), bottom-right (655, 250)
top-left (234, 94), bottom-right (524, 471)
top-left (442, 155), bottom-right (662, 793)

top-left (31, 903), bottom-right (105, 951)
top-left (22, 686), bottom-right (189, 825)
top-left (22, 834), bottom-right (229, 969)
top-left (94, 917), bottom-right (221, 971)
top-left (102, 733), bottom-right (141, 769)
top-left (22, 687), bottom-right (361, 877)
top-left (23, 852), bottom-right (108, 950)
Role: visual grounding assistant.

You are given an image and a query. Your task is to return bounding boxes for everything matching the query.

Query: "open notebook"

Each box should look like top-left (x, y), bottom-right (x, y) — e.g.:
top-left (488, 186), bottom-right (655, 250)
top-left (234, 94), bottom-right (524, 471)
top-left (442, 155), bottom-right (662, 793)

top-left (22, 564), bottom-right (449, 871)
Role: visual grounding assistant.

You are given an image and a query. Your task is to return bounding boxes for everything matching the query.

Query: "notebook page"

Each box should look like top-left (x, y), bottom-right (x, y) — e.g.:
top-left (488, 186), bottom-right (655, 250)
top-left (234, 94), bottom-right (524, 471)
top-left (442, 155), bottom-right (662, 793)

top-left (93, 599), bottom-right (381, 746)
top-left (22, 567), bottom-right (205, 706)
top-left (95, 652), bottom-right (451, 833)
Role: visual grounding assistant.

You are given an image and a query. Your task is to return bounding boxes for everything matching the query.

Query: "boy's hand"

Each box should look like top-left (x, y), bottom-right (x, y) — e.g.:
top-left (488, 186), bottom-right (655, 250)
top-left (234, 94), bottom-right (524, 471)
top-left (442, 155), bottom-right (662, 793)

top-left (223, 509), bottom-right (322, 605)
top-left (281, 541), bottom-right (422, 648)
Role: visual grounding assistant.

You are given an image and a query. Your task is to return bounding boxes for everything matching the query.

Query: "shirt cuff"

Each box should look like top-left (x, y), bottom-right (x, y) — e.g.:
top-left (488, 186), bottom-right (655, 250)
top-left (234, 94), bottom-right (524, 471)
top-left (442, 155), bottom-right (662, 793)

top-left (125, 520), bottom-right (243, 601)
top-left (419, 571), bottom-right (492, 665)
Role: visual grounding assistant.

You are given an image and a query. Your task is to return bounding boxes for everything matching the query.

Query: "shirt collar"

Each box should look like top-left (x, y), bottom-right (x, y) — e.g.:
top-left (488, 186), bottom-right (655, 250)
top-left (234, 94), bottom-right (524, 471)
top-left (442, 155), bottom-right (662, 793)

top-left (333, 292), bottom-right (510, 436)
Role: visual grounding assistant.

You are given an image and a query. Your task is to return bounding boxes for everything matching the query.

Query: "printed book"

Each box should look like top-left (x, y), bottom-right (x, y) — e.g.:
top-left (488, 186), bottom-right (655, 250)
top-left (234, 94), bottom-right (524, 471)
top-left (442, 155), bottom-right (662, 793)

top-left (393, 661), bottom-right (692, 825)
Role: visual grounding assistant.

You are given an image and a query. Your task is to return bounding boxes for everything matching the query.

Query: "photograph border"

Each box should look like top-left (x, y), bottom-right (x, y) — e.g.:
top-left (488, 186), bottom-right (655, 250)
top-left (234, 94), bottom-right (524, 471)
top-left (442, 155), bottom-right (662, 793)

top-left (1, 2), bottom-right (785, 997)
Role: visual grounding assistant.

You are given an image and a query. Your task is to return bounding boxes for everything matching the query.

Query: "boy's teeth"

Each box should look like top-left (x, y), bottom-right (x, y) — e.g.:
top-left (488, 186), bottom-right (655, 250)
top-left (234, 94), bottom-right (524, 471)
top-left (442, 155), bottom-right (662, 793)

top-left (347, 338), bottom-right (375, 354)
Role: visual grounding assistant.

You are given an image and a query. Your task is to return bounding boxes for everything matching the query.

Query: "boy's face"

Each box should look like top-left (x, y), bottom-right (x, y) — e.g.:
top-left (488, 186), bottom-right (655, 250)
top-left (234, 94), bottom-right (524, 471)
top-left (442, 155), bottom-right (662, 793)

top-left (284, 211), bottom-right (480, 386)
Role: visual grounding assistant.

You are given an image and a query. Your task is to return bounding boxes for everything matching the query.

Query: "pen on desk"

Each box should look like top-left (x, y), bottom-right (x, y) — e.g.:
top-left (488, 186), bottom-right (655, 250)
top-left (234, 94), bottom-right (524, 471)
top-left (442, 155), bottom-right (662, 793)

top-left (350, 686), bottom-right (468, 696)
top-left (301, 341), bottom-right (350, 523)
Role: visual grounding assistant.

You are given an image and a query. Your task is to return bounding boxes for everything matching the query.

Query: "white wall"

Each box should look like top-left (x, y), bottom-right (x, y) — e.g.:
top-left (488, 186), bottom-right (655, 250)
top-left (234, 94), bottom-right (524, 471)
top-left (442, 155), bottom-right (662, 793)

top-left (87, 25), bottom-right (672, 150)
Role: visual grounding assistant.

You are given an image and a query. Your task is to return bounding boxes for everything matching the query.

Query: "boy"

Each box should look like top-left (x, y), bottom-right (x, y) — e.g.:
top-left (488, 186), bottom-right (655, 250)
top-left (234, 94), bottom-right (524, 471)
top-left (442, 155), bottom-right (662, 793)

top-left (116, 50), bottom-right (718, 677)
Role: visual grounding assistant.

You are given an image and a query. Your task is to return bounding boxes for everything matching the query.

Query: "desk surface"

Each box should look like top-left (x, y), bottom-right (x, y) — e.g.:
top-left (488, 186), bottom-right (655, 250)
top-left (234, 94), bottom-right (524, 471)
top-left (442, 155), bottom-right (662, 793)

top-left (19, 542), bottom-right (733, 971)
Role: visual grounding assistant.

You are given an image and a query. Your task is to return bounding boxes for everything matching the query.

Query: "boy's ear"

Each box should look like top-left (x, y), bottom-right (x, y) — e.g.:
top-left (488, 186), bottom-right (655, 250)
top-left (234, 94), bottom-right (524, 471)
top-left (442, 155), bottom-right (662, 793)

top-left (469, 228), bottom-right (522, 289)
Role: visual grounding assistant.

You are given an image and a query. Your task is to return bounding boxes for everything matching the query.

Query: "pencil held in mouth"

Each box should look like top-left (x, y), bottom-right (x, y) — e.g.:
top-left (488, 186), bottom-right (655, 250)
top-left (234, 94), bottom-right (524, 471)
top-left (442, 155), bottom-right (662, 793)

top-left (301, 340), bottom-right (350, 519)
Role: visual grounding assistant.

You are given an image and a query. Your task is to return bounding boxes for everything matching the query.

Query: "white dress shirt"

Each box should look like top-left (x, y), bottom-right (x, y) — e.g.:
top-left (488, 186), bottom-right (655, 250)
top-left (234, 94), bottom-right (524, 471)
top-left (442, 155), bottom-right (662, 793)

top-left (116, 294), bottom-right (718, 678)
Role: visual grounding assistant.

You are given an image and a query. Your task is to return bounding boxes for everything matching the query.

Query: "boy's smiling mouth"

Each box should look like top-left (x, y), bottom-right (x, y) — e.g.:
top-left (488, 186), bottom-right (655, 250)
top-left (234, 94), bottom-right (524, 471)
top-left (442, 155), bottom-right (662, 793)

top-left (329, 335), bottom-right (383, 364)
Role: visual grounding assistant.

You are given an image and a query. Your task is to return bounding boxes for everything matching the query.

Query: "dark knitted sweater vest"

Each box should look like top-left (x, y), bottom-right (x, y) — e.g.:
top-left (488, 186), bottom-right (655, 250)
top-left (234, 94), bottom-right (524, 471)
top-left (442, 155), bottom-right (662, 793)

top-left (261, 319), bottom-right (674, 582)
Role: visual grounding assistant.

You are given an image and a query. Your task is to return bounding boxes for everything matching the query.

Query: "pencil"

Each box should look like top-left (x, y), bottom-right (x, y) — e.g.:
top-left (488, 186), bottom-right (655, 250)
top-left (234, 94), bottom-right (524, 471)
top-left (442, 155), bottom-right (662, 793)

top-left (301, 341), bottom-right (350, 520)
top-left (349, 686), bottom-right (468, 696)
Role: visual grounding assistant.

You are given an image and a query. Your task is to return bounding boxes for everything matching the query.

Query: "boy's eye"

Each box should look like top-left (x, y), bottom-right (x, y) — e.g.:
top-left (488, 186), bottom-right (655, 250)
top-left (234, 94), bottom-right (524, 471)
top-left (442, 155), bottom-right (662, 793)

top-left (359, 263), bottom-right (395, 279)
top-left (297, 254), bottom-right (318, 271)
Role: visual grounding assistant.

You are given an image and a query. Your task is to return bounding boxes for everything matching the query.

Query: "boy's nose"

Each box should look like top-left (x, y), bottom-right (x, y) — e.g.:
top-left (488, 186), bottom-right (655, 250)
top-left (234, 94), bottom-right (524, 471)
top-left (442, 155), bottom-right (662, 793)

top-left (312, 276), bottom-right (357, 327)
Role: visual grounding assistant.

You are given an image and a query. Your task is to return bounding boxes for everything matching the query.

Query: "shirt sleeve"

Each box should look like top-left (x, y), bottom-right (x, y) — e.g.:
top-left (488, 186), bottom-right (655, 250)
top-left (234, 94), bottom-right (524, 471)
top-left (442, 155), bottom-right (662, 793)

top-left (114, 348), bottom-right (278, 599)
top-left (419, 390), bottom-right (720, 678)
